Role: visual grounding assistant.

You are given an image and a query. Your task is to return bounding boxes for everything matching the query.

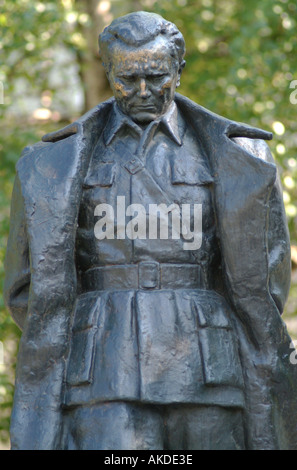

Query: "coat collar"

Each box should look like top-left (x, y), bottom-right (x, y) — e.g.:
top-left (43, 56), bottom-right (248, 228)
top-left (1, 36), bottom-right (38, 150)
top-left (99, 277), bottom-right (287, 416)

top-left (103, 101), bottom-right (183, 147)
top-left (42, 93), bottom-right (273, 146)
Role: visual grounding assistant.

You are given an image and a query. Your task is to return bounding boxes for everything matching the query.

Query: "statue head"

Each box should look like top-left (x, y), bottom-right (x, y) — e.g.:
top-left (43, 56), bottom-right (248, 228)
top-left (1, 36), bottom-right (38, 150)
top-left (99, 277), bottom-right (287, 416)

top-left (99, 11), bottom-right (186, 125)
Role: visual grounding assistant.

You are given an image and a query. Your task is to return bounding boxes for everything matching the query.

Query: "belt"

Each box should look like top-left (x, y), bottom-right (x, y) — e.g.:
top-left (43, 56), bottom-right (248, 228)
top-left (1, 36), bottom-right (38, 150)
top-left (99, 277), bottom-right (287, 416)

top-left (81, 262), bottom-right (204, 292)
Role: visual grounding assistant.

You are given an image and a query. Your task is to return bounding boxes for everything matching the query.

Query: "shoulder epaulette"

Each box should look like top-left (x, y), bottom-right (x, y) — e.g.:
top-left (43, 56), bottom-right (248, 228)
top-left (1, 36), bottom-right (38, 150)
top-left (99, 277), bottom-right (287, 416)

top-left (225, 122), bottom-right (273, 141)
top-left (42, 122), bottom-right (79, 143)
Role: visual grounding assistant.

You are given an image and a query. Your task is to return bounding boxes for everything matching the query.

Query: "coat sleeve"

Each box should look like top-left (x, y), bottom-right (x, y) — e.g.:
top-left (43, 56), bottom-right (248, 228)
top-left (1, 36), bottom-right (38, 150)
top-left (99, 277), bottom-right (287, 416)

top-left (232, 137), bottom-right (291, 314)
top-left (4, 171), bottom-right (31, 330)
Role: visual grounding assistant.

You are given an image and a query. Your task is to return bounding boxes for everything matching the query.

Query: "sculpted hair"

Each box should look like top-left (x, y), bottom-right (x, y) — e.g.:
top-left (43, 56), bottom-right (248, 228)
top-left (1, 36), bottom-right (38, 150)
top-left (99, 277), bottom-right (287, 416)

top-left (99, 11), bottom-right (186, 72)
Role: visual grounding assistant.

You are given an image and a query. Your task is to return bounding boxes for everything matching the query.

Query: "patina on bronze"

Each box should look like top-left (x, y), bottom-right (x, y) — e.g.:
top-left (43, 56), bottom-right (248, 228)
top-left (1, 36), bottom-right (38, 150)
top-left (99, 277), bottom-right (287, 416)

top-left (4, 11), bottom-right (297, 450)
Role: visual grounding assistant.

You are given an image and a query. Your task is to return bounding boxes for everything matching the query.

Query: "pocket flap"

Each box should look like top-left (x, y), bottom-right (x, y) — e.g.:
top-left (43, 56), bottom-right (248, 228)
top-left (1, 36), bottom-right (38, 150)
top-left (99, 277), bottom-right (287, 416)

top-left (192, 292), bottom-right (230, 328)
top-left (72, 292), bottom-right (101, 331)
top-left (66, 328), bottom-right (96, 386)
top-left (66, 292), bottom-right (101, 386)
top-left (171, 152), bottom-right (213, 186)
top-left (84, 162), bottom-right (115, 188)
top-left (199, 328), bottom-right (244, 387)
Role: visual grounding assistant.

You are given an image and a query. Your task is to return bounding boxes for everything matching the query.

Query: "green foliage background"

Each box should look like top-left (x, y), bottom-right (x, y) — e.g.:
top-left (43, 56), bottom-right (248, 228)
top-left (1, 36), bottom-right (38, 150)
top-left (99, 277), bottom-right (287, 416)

top-left (0, 0), bottom-right (296, 447)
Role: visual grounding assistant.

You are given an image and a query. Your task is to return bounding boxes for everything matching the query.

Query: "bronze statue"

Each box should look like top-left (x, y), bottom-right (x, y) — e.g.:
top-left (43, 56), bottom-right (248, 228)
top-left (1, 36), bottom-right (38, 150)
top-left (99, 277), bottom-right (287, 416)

top-left (4, 11), bottom-right (297, 450)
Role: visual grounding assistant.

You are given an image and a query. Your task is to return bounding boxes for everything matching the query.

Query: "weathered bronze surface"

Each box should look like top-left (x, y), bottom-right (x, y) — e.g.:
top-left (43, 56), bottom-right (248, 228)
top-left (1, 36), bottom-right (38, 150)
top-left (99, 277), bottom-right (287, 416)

top-left (4, 11), bottom-right (297, 450)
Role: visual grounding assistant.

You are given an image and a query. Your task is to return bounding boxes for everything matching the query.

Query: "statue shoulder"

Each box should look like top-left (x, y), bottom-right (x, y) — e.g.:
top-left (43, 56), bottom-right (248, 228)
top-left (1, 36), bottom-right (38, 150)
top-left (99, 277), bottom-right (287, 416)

top-left (17, 121), bottom-right (80, 167)
top-left (16, 98), bottom-right (115, 171)
top-left (231, 136), bottom-right (275, 164)
top-left (17, 140), bottom-right (53, 168)
top-left (42, 98), bottom-right (114, 144)
top-left (175, 94), bottom-right (274, 159)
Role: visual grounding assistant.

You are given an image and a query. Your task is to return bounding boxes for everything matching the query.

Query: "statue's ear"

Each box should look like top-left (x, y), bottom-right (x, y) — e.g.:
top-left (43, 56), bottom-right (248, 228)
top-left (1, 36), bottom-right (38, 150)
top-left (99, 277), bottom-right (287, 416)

top-left (176, 60), bottom-right (186, 87)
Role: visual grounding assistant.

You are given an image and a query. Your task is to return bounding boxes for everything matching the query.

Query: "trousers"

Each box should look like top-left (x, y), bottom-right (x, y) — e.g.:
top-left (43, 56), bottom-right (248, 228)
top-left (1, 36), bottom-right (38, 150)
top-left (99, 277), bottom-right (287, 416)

top-left (61, 401), bottom-right (245, 450)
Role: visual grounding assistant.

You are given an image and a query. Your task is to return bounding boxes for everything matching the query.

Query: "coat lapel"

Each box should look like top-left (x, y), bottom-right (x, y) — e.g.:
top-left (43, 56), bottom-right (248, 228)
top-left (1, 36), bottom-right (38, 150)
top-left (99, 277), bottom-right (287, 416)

top-left (10, 100), bottom-right (112, 449)
top-left (176, 93), bottom-right (297, 449)
top-left (176, 92), bottom-right (278, 345)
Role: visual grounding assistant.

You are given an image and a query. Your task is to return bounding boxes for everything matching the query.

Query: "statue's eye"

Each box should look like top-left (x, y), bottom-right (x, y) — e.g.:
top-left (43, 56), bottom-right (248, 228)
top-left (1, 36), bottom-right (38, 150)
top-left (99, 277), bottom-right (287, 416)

top-left (148, 74), bottom-right (167, 82)
top-left (120, 76), bottom-right (135, 82)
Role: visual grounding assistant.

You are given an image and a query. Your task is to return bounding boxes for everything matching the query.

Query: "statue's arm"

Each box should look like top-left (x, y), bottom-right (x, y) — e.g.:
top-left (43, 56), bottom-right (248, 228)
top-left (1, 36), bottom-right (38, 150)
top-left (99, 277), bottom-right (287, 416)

top-left (4, 171), bottom-right (30, 330)
top-left (232, 137), bottom-right (291, 314)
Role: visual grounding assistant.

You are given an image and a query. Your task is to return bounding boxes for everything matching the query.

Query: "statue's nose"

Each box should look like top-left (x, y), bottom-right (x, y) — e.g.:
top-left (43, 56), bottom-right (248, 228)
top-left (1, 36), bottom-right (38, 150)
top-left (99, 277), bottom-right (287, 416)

top-left (139, 79), bottom-right (151, 98)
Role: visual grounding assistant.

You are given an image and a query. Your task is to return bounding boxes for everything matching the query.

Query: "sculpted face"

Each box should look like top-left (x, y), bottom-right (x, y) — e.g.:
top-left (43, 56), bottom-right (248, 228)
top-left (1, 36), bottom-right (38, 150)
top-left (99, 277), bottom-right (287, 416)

top-left (107, 38), bottom-right (181, 124)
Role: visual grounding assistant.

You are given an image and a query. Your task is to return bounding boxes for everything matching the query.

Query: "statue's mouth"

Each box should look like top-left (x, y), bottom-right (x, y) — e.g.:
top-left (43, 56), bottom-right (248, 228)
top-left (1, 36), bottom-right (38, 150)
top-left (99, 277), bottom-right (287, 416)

top-left (132, 105), bottom-right (156, 111)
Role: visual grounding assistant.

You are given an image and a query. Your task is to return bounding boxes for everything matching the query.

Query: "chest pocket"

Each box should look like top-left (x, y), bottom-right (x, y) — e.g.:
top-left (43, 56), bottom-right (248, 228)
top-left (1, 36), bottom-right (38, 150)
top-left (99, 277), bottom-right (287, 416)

top-left (84, 161), bottom-right (116, 188)
top-left (171, 152), bottom-right (213, 186)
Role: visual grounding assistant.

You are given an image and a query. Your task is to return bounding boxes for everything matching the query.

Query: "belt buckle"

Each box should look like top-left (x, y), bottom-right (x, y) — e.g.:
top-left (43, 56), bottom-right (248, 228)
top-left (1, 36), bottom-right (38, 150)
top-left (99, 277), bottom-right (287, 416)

top-left (138, 262), bottom-right (160, 289)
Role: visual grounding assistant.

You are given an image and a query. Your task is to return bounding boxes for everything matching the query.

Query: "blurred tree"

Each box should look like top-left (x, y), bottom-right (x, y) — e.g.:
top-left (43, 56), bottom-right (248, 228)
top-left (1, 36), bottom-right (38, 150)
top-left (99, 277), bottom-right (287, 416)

top-left (74, 0), bottom-right (111, 110)
top-left (0, 0), bottom-right (296, 447)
